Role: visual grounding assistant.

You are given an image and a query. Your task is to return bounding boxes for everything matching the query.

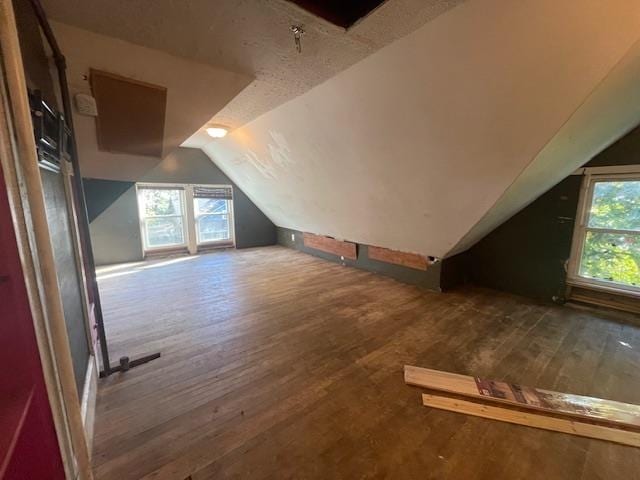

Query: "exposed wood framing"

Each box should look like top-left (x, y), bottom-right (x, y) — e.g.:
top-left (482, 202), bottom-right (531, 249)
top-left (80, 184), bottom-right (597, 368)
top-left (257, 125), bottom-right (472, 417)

top-left (421, 394), bottom-right (640, 448)
top-left (368, 246), bottom-right (429, 270)
top-left (303, 232), bottom-right (357, 260)
top-left (405, 365), bottom-right (640, 429)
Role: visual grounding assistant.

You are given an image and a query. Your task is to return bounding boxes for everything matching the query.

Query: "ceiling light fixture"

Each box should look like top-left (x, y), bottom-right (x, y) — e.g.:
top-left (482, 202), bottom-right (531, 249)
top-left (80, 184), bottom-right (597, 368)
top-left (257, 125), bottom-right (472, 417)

top-left (206, 126), bottom-right (228, 138)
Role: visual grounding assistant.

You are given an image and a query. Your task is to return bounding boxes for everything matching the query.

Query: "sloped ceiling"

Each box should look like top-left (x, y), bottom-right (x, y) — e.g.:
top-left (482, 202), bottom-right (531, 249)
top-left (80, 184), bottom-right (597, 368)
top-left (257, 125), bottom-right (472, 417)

top-left (451, 38), bottom-right (640, 256)
top-left (42, 0), bottom-right (467, 141)
top-left (202, 0), bottom-right (640, 258)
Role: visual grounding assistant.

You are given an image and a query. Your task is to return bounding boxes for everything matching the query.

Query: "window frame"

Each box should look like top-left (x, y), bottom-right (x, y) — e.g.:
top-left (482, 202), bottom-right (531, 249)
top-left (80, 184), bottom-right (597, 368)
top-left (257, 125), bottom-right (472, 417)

top-left (136, 184), bottom-right (188, 252)
top-left (192, 184), bottom-right (235, 247)
top-left (567, 171), bottom-right (640, 296)
top-left (136, 182), bottom-right (235, 255)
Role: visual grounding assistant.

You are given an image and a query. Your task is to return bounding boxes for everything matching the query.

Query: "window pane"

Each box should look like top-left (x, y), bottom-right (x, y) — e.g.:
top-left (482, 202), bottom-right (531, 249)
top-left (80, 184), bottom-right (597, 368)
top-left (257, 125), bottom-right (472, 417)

top-left (197, 214), bottom-right (230, 243)
top-left (195, 198), bottom-right (228, 215)
top-left (146, 217), bottom-right (184, 247)
top-left (579, 231), bottom-right (640, 288)
top-left (588, 181), bottom-right (640, 231)
top-left (141, 189), bottom-right (182, 217)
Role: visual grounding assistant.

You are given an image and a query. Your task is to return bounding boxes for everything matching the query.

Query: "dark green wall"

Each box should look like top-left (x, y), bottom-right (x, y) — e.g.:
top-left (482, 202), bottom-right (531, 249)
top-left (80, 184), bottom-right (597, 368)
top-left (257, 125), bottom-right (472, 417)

top-left (84, 178), bottom-right (135, 223)
top-left (586, 126), bottom-right (640, 167)
top-left (469, 177), bottom-right (581, 301)
top-left (277, 227), bottom-right (442, 290)
top-left (466, 124), bottom-right (640, 302)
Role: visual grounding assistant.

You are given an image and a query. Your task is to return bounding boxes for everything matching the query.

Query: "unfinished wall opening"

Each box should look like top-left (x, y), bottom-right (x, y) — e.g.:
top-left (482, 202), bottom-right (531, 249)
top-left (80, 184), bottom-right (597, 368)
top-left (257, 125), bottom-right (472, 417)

top-left (285, 0), bottom-right (388, 28)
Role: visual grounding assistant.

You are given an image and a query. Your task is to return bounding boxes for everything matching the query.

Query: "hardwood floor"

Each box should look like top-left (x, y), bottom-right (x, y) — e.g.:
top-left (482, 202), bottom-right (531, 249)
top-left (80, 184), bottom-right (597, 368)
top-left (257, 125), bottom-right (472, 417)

top-left (93, 246), bottom-right (640, 480)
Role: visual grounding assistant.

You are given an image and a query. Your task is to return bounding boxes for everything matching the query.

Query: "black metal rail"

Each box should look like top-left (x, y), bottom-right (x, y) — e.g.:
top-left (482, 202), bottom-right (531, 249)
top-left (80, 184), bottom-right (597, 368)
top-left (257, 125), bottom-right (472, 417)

top-left (28, 0), bottom-right (160, 376)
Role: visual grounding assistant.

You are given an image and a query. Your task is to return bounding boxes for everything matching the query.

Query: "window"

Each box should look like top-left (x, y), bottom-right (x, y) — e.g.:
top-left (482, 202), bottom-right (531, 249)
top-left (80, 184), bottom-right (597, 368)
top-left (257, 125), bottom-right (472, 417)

top-left (192, 186), bottom-right (234, 245)
top-left (138, 187), bottom-right (186, 249)
top-left (195, 198), bottom-right (232, 244)
top-left (137, 183), bottom-right (234, 254)
top-left (569, 173), bottom-right (640, 294)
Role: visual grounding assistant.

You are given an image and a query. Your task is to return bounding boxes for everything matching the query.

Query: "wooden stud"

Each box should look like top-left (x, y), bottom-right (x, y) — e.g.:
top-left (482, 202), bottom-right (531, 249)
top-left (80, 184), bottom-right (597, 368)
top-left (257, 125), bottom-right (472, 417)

top-left (303, 232), bottom-right (357, 260)
top-left (421, 393), bottom-right (640, 448)
top-left (368, 245), bottom-right (429, 270)
top-left (406, 365), bottom-right (640, 429)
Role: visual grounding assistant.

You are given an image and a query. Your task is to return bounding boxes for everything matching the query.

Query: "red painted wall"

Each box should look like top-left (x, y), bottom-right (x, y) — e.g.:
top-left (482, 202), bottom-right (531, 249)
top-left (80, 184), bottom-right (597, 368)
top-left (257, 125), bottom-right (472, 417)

top-left (0, 165), bottom-right (65, 479)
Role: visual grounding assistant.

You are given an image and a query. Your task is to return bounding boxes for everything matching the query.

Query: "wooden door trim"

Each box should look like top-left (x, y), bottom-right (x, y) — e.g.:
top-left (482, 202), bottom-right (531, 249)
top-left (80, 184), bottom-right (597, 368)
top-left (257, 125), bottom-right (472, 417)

top-left (0, 1), bottom-right (92, 477)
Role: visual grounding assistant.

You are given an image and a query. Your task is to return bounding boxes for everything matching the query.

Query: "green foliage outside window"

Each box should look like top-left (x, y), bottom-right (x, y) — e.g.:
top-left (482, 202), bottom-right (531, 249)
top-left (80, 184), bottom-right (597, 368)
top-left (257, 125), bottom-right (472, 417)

top-left (142, 189), bottom-right (181, 216)
top-left (579, 181), bottom-right (640, 288)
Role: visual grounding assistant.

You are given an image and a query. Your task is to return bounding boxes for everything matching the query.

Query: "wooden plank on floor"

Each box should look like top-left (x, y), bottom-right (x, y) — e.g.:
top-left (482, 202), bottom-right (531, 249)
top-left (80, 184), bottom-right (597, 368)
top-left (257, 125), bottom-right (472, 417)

top-left (421, 394), bottom-right (640, 448)
top-left (303, 233), bottom-right (357, 260)
top-left (406, 365), bottom-right (640, 429)
top-left (367, 246), bottom-right (429, 270)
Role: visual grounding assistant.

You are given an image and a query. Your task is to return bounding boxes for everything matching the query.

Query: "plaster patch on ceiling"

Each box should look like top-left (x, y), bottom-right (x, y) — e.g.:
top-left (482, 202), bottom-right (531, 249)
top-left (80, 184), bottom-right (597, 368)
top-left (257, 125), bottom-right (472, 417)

top-left (41, 0), bottom-right (467, 139)
top-left (244, 150), bottom-right (277, 180)
top-left (268, 131), bottom-right (295, 170)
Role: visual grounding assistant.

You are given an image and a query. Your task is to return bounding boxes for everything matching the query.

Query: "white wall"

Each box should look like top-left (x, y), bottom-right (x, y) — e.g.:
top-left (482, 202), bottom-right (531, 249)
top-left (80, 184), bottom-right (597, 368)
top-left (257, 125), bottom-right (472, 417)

top-left (203, 0), bottom-right (640, 258)
top-left (52, 21), bottom-right (252, 180)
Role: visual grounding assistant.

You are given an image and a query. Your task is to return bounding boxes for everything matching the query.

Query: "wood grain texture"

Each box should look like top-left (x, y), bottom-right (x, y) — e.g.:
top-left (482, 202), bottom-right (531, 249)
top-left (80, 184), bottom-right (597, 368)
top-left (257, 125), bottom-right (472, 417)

top-left (406, 365), bottom-right (640, 429)
top-left (92, 246), bottom-right (640, 480)
top-left (568, 285), bottom-right (640, 315)
top-left (90, 69), bottom-right (167, 157)
top-left (303, 232), bottom-right (356, 260)
top-left (421, 394), bottom-right (640, 448)
top-left (368, 245), bottom-right (429, 270)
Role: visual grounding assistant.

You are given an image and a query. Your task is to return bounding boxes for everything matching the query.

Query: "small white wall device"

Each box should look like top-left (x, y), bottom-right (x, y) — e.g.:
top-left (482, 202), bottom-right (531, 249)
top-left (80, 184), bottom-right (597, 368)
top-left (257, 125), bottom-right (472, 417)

top-left (74, 93), bottom-right (98, 116)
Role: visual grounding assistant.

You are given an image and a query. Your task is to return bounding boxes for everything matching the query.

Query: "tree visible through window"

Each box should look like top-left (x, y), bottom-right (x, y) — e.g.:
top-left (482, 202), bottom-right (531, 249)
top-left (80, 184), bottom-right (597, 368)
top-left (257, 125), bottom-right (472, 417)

top-left (194, 198), bottom-right (232, 244)
top-left (577, 179), bottom-right (640, 290)
top-left (137, 183), bottom-right (234, 253)
top-left (139, 188), bottom-right (186, 248)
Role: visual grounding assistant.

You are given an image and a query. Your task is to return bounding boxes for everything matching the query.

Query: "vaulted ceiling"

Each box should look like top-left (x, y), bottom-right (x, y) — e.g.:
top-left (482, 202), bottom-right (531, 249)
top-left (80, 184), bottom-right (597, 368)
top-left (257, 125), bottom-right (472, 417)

top-left (44, 0), bottom-right (640, 259)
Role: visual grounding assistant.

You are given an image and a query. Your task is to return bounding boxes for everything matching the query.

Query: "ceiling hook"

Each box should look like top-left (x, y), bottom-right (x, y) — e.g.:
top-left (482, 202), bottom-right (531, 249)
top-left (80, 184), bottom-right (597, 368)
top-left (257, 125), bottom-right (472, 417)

top-left (290, 25), bottom-right (305, 53)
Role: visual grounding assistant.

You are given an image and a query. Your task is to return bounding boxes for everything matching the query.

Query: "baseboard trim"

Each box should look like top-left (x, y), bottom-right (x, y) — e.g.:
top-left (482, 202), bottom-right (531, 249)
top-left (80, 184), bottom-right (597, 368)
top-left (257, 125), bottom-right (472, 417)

top-left (80, 355), bottom-right (98, 456)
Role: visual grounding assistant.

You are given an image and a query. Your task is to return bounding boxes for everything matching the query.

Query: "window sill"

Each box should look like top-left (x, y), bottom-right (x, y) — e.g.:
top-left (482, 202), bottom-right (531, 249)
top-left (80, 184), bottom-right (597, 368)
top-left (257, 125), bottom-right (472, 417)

top-left (566, 278), bottom-right (640, 299)
top-left (197, 242), bottom-right (234, 253)
top-left (566, 281), bottom-right (640, 315)
top-left (143, 246), bottom-right (189, 259)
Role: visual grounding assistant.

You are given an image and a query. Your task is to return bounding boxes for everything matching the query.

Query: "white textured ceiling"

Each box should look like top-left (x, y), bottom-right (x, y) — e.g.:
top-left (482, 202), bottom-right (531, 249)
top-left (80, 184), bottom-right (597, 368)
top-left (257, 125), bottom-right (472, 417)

top-left (41, 0), bottom-right (466, 140)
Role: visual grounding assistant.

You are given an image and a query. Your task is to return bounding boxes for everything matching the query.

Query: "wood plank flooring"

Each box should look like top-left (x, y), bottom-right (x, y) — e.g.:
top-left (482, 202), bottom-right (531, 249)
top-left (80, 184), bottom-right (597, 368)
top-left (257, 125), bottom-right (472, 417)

top-left (93, 246), bottom-right (640, 480)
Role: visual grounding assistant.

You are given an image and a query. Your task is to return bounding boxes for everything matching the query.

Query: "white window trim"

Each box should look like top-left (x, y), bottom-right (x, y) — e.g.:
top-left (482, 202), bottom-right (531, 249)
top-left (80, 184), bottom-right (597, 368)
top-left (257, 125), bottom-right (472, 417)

top-left (567, 171), bottom-right (640, 297)
top-left (136, 182), bottom-right (235, 256)
top-left (136, 183), bottom-right (188, 252)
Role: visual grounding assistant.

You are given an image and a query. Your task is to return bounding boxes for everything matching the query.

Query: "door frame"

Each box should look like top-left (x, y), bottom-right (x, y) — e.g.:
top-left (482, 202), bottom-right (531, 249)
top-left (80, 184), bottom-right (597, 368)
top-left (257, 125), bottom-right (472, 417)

top-left (0, 1), bottom-right (92, 477)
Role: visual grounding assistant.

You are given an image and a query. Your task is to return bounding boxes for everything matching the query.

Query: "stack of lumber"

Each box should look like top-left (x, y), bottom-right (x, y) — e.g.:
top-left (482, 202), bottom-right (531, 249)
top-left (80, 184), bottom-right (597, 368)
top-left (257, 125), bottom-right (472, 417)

top-left (404, 365), bottom-right (640, 447)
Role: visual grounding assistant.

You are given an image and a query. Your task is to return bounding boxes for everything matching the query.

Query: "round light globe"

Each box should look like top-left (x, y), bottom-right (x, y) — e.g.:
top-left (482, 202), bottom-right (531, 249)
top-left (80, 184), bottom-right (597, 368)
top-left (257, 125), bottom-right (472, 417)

top-left (206, 127), bottom-right (228, 138)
